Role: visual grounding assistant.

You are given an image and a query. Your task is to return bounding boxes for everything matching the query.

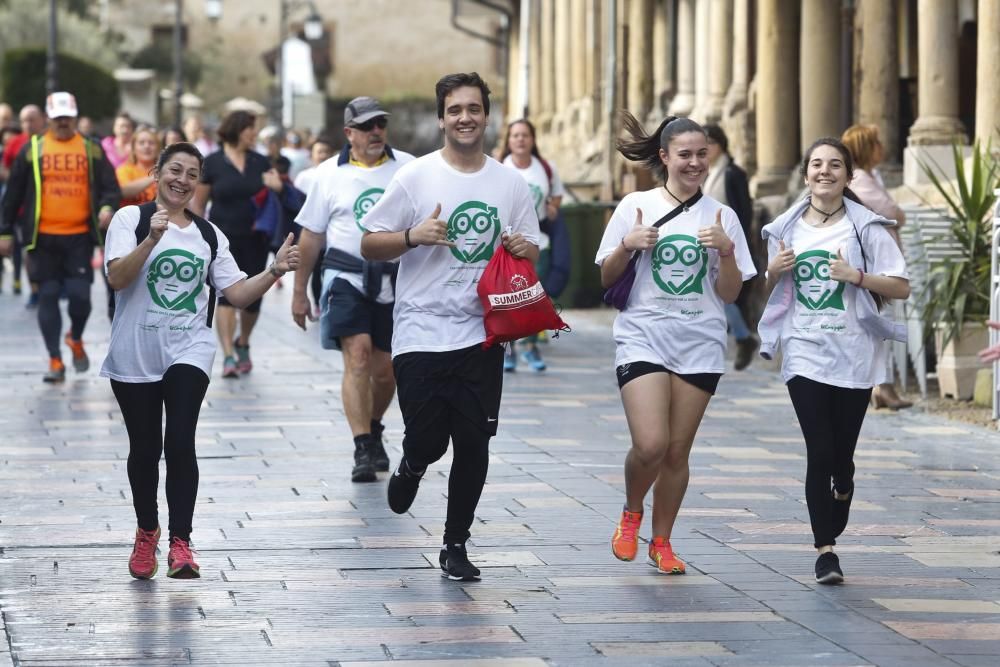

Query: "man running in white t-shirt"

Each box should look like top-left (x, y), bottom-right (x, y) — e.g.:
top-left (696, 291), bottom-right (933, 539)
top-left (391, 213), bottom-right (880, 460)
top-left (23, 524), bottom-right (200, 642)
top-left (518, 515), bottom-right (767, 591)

top-left (361, 73), bottom-right (540, 581)
top-left (292, 97), bottom-right (415, 483)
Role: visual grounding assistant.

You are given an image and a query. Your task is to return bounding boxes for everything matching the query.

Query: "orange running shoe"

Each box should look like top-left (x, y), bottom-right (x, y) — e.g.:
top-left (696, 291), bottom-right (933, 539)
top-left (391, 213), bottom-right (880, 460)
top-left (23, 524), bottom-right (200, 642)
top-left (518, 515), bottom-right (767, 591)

top-left (611, 508), bottom-right (643, 561)
top-left (43, 357), bottom-right (66, 383)
top-left (648, 536), bottom-right (686, 574)
top-left (64, 332), bottom-right (89, 372)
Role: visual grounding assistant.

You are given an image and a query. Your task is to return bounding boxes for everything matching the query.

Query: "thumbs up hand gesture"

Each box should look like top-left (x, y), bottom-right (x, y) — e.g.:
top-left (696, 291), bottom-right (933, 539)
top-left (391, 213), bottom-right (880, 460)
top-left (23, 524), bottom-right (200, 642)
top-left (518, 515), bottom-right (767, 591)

top-left (697, 209), bottom-right (735, 254)
top-left (410, 203), bottom-right (455, 247)
top-left (622, 209), bottom-right (659, 252)
top-left (829, 247), bottom-right (860, 284)
top-left (148, 205), bottom-right (169, 243)
top-left (274, 232), bottom-right (300, 273)
top-left (767, 238), bottom-right (796, 276)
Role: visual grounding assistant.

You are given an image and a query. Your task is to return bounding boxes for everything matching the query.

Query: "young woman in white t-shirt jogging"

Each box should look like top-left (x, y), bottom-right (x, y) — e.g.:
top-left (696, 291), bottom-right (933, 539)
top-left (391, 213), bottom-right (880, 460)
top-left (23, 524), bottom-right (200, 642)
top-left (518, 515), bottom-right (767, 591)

top-left (759, 138), bottom-right (909, 584)
top-left (596, 114), bottom-right (756, 574)
top-left (102, 142), bottom-right (300, 580)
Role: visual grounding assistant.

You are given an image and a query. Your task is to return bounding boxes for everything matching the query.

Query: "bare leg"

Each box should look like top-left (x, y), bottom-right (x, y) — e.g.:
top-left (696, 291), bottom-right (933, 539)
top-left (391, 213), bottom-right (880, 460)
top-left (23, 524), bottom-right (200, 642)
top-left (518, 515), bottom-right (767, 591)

top-left (620, 372), bottom-right (672, 513)
top-left (650, 375), bottom-right (712, 538)
top-left (215, 305), bottom-right (237, 358)
top-left (236, 310), bottom-right (260, 347)
top-left (340, 333), bottom-right (374, 437)
top-left (370, 347), bottom-right (396, 421)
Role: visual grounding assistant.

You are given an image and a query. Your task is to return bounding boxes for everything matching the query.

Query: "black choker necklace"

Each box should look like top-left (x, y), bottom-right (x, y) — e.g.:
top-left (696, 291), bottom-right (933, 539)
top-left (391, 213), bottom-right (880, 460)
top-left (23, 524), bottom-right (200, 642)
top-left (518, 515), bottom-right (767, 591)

top-left (809, 201), bottom-right (845, 224)
top-left (664, 185), bottom-right (694, 211)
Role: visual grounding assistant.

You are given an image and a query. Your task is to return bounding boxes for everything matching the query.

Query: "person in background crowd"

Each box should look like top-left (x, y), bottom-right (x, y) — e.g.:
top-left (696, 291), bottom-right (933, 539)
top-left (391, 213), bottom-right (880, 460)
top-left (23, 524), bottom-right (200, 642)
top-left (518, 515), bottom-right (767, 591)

top-left (499, 118), bottom-right (567, 373)
top-left (293, 98), bottom-right (414, 483)
top-left (161, 126), bottom-right (185, 147)
top-left (193, 110), bottom-right (279, 378)
top-left (281, 130), bottom-right (311, 180)
top-left (77, 116), bottom-right (97, 140)
top-left (362, 73), bottom-right (539, 581)
top-left (1, 105), bottom-right (46, 306)
top-left (116, 126), bottom-right (161, 207)
top-left (292, 134), bottom-right (335, 310)
top-left (0, 124), bottom-right (19, 294)
top-left (841, 123), bottom-right (912, 410)
top-left (759, 137), bottom-right (909, 585)
top-left (102, 141), bottom-right (300, 580)
top-left (703, 124), bottom-right (759, 370)
top-left (101, 112), bottom-right (136, 169)
top-left (597, 113), bottom-right (756, 576)
top-left (0, 103), bottom-right (12, 129)
top-left (0, 92), bottom-right (121, 382)
top-left (184, 115), bottom-right (218, 157)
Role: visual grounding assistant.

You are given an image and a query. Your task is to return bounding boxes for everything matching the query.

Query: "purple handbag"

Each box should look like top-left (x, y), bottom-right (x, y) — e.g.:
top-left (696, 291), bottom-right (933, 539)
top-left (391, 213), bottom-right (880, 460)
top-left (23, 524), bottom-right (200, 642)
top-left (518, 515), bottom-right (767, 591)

top-left (602, 189), bottom-right (703, 310)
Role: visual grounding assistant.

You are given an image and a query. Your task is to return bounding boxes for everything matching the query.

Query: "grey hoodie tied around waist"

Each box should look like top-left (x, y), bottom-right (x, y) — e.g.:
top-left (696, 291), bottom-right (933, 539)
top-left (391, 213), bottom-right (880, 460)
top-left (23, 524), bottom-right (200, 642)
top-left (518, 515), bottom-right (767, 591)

top-left (757, 197), bottom-right (907, 361)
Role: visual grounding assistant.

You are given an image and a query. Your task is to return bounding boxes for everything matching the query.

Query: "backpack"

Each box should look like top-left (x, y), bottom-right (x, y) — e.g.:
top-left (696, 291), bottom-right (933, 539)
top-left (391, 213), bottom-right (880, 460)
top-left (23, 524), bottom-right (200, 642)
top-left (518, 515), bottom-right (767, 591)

top-left (133, 201), bottom-right (219, 328)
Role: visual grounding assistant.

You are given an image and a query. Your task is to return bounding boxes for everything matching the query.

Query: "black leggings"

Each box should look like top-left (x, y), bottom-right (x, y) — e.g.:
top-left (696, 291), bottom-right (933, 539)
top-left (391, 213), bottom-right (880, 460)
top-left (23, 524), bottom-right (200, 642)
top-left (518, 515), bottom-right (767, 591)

top-left (38, 278), bottom-right (91, 358)
top-left (111, 364), bottom-right (209, 541)
top-left (787, 375), bottom-right (872, 548)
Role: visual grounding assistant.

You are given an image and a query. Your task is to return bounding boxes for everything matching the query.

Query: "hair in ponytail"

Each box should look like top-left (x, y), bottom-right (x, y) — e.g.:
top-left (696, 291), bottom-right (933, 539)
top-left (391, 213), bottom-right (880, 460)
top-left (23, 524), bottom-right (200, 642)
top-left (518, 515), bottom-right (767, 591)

top-left (617, 111), bottom-right (705, 181)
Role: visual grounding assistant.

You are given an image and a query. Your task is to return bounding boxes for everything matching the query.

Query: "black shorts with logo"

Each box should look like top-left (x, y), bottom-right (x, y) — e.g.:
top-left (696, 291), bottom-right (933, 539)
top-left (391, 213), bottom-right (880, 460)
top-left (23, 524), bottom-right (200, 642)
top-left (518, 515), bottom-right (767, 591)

top-left (320, 276), bottom-right (394, 352)
top-left (27, 232), bottom-right (94, 284)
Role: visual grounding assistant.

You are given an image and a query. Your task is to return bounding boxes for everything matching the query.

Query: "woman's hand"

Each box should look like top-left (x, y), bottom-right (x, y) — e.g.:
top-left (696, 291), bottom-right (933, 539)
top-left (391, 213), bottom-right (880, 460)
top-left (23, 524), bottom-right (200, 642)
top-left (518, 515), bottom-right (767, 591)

top-left (148, 206), bottom-right (169, 244)
top-left (829, 248), bottom-right (862, 284)
top-left (273, 233), bottom-right (300, 273)
top-left (502, 231), bottom-right (532, 258)
top-left (263, 168), bottom-right (284, 193)
top-left (767, 239), bottom-right (796, 276)
top-left (697, 210), bottom-right (734, 253)
top-left (622, 209), bottom-right (658, 252)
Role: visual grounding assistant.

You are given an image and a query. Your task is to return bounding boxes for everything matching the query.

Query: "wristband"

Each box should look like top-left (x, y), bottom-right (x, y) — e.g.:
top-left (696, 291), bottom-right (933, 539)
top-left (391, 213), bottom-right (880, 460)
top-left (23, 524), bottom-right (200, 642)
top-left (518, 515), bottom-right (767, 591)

top-left (269, 263), bottom-right (284, 279)
top-left (719, 242), bottom-right (735, 258)
top-left (404, 228), bottom-right (418, 249)
top-left (854, 269), bottom-right (864, 287)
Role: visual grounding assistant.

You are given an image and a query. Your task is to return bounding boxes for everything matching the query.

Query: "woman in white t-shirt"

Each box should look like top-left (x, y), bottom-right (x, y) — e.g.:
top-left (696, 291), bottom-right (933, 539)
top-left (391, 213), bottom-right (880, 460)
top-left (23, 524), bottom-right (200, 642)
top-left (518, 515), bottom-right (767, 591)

top-left (101, 142), bottom-right (300, 581)
top-left (499, 118), bottom-right (567, 372)
top-left (595, 114), bottom-right (756, 575)
top-left (759, 137), bottom-right (909, 585)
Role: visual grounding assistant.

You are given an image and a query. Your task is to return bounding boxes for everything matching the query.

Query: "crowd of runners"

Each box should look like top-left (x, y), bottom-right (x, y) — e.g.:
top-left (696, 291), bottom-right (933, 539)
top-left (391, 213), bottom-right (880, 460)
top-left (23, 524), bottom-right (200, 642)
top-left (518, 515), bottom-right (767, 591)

top-left (0, 70), bottom-right (928, 587)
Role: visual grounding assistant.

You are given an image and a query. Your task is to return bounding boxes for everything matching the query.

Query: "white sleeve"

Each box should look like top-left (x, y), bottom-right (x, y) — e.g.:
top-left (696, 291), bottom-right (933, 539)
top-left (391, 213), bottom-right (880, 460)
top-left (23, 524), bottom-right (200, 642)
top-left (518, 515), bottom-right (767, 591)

top-left (209, 226), bottom-right (249, 290)
top-left (362, 177), bottom-right (418, 233)
top-left (722, 206), bottom-right (757, 281)
top-left (104, 206), bottom-right (141, 274)
top-left (867, 223), bottom-right (908, 279)
top-left (549, 164), bottom-right (567, 199)
top-left (510, 176), bottom-right (540, 244)
top-left (595, 197), bottom-right (635, 265)
top-left (294, 172), bottom-right (331, 234)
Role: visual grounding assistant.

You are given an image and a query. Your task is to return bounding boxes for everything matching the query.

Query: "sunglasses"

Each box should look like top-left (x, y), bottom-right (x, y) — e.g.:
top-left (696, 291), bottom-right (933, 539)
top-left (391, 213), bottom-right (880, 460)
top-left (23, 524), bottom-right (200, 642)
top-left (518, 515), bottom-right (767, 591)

top-left (350, 116), bottom-right (388, 132)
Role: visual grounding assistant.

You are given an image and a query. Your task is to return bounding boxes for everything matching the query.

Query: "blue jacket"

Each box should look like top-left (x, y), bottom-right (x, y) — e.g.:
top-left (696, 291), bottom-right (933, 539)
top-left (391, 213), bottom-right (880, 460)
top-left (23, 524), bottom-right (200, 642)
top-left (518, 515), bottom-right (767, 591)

top-left (758, 197), bottom-right (907, 361)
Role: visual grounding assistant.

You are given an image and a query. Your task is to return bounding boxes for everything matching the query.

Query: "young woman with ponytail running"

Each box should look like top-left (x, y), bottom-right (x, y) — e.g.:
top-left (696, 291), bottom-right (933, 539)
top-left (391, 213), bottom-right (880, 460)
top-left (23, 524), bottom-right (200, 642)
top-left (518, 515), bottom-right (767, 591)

top-left (595, 114), bottom-right (756, 574)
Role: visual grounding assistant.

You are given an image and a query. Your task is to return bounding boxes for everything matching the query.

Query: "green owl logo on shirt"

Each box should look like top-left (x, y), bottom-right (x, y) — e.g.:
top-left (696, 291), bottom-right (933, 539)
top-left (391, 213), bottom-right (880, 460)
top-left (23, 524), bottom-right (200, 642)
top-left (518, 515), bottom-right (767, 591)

top-left (353, 187), bottom-right (384, 232)
top-left (146, 249), bottom-right (205, 313)
top-left (651, 234), bottom-right (708, 295)
top-left (528, 183), bottom-right (544, 211)
top-left (793, 249), bottom-right (846, 311)
top-left (447, 200), bottom-right (501, 264)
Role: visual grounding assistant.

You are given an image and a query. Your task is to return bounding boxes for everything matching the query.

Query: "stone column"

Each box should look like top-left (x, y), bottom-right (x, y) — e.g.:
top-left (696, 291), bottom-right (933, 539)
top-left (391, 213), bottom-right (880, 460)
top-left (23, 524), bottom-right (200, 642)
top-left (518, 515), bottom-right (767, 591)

top-left (724, 0), bottom-right (750, 115)
top-left (627, 0), bottom-right (653, 118)
top-left (706, 0), bottom-right (734, 124)
top-left (908, 0), bottom-right (966, 145)
top-left (651, 0), bottom-right (675, 118)
top-left (856, 0), bottom-right (900, 164)
top-left (976, 0), bottom-right (1000, 145)
top-left (753, 0), bottom-right (800, 196)
top-left (539, 0), bottom-right (556, 121)
top-left (529, 0), bottom-right (543, 119)
top-left (570, 0), bottom-right (588, 103)
top-left (691, 0), bottom-right (711, 121)
top-left (669, 0), bottom-right (696, 116)
top-left (554, 0), bottom-right (572, 114)
top-left (799, 0), bottom-right (841, 147)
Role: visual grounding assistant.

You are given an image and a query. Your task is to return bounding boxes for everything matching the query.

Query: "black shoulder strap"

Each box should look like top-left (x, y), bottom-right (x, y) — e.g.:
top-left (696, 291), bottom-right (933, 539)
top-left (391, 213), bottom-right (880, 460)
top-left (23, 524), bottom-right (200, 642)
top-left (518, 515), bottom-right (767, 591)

top-left (186, 209), bottom-right (218, 329)
top-left (651, 188), bottom-right (703, 229)
top-left (134, 201), bottom-right (157, 245)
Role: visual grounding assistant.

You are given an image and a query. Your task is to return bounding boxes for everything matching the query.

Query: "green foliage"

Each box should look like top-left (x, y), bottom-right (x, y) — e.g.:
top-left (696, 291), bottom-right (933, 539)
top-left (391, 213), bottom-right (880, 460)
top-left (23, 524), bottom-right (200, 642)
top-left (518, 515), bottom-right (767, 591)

top-left (0, 48), bottom-right (119, 120)
top-left (129, 43), bottom-right (203, 91)
top-left (918, 140), bottom-right (999, 347)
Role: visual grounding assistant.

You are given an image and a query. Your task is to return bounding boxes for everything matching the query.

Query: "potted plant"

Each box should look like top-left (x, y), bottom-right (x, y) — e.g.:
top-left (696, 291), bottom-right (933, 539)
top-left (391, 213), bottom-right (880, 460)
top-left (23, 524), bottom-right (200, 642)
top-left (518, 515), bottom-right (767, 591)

top-left (917, 140), bottom-right (998, 399)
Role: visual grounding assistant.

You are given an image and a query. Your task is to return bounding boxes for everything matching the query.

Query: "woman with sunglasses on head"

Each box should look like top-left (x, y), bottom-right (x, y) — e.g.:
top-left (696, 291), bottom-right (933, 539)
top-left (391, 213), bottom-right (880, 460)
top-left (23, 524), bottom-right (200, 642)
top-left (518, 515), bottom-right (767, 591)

top-left (102, 142), bottom-right (299, 580)
top-left (758, 137), bottom-right (909, 585)
top-left (596, 114), bottom-right (756, 574)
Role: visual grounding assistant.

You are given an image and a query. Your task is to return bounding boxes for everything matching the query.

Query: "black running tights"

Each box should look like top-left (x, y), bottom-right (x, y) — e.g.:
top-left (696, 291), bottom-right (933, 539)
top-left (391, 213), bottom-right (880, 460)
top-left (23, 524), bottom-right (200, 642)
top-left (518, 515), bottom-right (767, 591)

top-left (787, 375), bottom-right (872, 548)
top-left (38, 278), bottom-right (90, 358)
top-left (111, 364), bottom-right (209, 541)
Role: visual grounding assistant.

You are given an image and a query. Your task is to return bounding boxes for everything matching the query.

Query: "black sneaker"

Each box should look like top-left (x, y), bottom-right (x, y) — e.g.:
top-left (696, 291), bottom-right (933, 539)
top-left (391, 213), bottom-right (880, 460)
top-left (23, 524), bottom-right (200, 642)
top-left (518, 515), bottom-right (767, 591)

top-left (734, 334), bottom-right (759, 371)
top-left (439, 543), bottom-right (481, 581)
top-left (387, 457), bottom-right (424, 513)
top-left (351, 440), bottom-right (376, 483)
top-left (814, 551), bottom-right (844, 585)
top-left (369, 426), bottom-right (390, 473)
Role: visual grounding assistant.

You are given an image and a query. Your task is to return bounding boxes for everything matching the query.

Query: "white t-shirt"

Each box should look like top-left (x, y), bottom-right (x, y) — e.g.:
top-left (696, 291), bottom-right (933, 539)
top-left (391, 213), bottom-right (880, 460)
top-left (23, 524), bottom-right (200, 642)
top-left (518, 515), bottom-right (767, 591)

top-left (100, 206), bottom-right (247, 383)
top-left (295, 150), bottom-right (415, 304)
top-left (781, 214), bottom-right (907, 388)
top-left (363, 151), bottom-right (540, 357)
top-left (501, 154), bottom-right (566, 222)
top-left (595, 189), bottom-right (757, 373)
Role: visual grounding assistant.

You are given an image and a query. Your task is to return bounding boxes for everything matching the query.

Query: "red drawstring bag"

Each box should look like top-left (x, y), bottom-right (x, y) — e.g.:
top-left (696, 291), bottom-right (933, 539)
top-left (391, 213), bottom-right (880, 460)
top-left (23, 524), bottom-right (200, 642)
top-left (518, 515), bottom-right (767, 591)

top-left (478, 245), bottom-right (569, 348)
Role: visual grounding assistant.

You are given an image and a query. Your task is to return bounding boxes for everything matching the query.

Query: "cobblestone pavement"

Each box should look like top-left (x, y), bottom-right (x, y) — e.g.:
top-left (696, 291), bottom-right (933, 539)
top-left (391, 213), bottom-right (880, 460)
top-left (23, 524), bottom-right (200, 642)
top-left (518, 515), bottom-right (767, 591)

top-left (1, 280), bottom-right (999, 667)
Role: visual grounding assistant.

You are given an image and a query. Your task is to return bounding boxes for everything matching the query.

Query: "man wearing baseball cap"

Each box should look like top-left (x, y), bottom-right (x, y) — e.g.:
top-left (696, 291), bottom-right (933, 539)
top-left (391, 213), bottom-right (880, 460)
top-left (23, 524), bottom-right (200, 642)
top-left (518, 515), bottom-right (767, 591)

top-left (291, 96), bottom-right (415, 482)
top-left (0, 92), bottom-right (121, 382)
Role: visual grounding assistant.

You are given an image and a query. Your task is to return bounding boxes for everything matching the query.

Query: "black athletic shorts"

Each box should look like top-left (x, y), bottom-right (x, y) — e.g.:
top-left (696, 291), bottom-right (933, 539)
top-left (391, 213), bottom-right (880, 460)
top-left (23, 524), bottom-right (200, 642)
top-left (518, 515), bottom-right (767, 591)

top-left (616, 360), bottom-right (721, 395)
top-left (319, 276), bottom-right (394, 352)
top-left (394, 344), bottom-right (505, 438)
top-left (217, 232), bottom-right (269, 312)
top-left (27, 232), bottom-right (94, 284)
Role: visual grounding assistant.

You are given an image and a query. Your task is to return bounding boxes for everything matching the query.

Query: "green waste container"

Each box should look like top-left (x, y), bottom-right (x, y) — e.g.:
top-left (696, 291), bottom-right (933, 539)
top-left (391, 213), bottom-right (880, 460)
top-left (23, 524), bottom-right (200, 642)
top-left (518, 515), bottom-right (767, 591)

top-left (560, 202), bottom-right (613, 308)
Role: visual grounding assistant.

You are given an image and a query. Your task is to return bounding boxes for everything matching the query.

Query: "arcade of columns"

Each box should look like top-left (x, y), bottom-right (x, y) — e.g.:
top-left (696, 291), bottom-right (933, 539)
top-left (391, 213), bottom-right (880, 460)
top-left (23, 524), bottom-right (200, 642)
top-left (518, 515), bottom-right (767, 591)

top-left (505, 0), bottom-right (1000, 199)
